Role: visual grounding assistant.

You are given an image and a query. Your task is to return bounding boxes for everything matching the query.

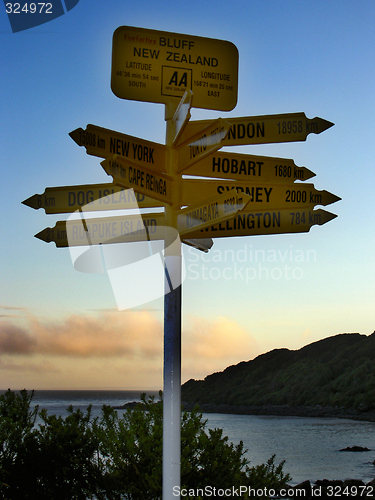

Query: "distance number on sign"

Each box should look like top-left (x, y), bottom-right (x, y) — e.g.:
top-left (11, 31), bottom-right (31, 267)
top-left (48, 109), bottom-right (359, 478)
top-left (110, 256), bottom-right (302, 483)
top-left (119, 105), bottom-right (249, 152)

top-left (277, 120), bottom-right (303, 134)
top-left (286, 189), bottom-right (307, 203)
top-left (224, 196), bottom-right (241, 213)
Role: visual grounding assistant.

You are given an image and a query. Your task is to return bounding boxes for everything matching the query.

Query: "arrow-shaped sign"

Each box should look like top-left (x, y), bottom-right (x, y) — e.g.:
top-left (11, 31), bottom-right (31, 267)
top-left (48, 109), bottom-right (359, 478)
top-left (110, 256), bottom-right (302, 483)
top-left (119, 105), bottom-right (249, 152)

top-left (182, 180), bottom-right (341, 209)
top-left (183, 151), bottom-right (315, 183)
top-left (101, 155), bottom-right (174, 206)
top-left (171, 90), bottom-right (193, 146)
top-left (183, 238), bottom-right (214, 253)
top-left (69, 124), bottom-right (166, 172)
top-left (181, 179), bottom-right (341, 209)
top-left (34, 212), bottom-right (213, 253)
top-left (176, 118), bottom-right (231, 173)
top-left (35, 213), bottom-right (166, 248)
top-left (178, 112), bottom-right (334, 147)
top-left (22, 183), bottom-right (164, 214)
top-left (177, 191), bottom-right (251, 236)
top-left (184, 208), bottom-right (338, 239)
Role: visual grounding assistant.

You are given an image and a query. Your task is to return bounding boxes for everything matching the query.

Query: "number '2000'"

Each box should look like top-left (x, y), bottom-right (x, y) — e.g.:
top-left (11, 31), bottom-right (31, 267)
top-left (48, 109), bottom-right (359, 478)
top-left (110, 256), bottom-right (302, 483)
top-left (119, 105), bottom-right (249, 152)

top-left (286, 190), bottom-right (306, 203)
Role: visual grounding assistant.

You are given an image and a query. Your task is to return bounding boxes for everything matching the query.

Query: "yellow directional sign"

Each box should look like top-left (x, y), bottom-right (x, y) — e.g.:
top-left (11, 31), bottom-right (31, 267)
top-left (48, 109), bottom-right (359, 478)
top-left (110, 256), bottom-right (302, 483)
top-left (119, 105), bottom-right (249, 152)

top-left (184, 208), bottom-right (338, 239)
top-left (35, 213), bottom-right (166, 248)
top-left (34, 213), bottom-right (213, 252)
top-left (69, 124), bottom-right (166, 171)
top-left (178, 112), bottom-right (334, 146)
top-left (176, 118), bottom-right (231, 173)
top-left (101, 155), bottom-right (174, 205)
top-left (111, 26), bottom-right (238, 111)
top-left (172, 90), bottom-right (193, 146)
top-left (22, 183), bottom-right (164, 214)
top-left (177, 191), bottom-right (251, 236)
top-left (182, 238), bottom-right (213, 253)
top-left (183, 151), bottom-right (315, 183)
top-left (182, 180), bottom-right (341, 209)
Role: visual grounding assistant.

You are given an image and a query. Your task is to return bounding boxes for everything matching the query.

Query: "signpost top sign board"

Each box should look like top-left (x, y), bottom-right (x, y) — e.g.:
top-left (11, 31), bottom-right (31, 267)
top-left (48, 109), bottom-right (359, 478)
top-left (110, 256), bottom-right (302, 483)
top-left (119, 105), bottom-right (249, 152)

top-left (111, 26), bottom-right (239, 111)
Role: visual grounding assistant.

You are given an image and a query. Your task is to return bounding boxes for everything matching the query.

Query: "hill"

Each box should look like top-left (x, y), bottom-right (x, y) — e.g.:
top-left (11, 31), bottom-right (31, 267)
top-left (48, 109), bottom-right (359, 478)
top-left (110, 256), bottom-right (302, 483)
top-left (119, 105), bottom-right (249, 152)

top-left (181, 332), bottom-right (375, 418)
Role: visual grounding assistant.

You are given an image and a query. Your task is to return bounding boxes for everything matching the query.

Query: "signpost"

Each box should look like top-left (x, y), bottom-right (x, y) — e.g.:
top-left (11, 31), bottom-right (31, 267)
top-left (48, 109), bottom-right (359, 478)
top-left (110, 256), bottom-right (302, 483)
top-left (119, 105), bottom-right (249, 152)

top-left (182, 238), bottom-right (213, 253)
top-left (101, 155), bottom-right (174, 205)
top-left (176, 118), bottom-right (231, 172)
top-left (177, 191), bottom-right (251, 236)
top-left (34, 213), bottom-right (166, 248)
top-left (111, 26), bottom-right (239, 111)
top-left (69, 124), bottom-right (166, 170)
top-left (178, 112), bottom-right (334, 146)
top-left (183, 151), bottom-right (316, 183)
top-left (23, 25), bottom-right (340, 500)
top-left (181, 180), bottom-right (341, 208)
top-left (22, 183), bottom-right (164, 214)
top-left (171, 90), bottom-right (193, 146)
top-left (182, 208), bottom-right (338, 239)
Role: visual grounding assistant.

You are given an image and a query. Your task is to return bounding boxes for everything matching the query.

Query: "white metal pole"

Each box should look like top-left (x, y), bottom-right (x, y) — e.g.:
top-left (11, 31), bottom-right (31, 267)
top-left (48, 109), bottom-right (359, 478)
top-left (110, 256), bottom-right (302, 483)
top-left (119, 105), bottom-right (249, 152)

top-left (163, 100), bottom-right (182, 500)
top-left (163, 254), bottom-right (181, 499)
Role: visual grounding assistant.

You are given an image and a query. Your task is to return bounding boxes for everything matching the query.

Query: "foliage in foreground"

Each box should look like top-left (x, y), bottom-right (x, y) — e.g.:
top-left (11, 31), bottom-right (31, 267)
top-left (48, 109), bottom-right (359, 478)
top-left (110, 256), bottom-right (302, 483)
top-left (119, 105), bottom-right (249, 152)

top-left (0, 389), bottom-right (291, 499)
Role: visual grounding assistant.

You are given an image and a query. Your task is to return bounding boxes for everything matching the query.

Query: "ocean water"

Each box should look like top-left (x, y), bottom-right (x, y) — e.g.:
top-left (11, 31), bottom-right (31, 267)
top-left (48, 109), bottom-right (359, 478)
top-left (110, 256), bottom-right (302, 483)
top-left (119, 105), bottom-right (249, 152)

top-left (206, 413), bottom-right (375, 485)
top-left (29, 389), bottom-right (159, 418)
top-left (2, 390), bottom-right (375, 486)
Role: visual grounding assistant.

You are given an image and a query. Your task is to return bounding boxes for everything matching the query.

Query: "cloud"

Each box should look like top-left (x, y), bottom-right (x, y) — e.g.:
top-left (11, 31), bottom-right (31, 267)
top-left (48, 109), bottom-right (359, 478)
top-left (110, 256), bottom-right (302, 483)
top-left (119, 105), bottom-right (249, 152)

top-left (0, 358), bottom-right (60, 374)
top-left (0, 311), bottom-right (163, 358)
top-left (0, 306), bottom-right (28, 311)
top-left (0, 312), bottom-right (257, 388)
top-left (0, 324), bottom-right (35, 354)
top-left (0, 305), bottom-right (28, 319)
top-left (182, 316), bottom-right (258, 380)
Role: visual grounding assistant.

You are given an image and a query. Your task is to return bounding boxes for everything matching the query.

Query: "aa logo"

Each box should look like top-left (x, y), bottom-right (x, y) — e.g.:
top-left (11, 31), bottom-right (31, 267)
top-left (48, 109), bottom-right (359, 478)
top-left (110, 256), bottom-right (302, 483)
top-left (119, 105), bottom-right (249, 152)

top-left (162, 66), bottom-right (192, 98)
top-left (4, 0), bottom-right (79, 33)
top-left (169, 71), bottom-right (188, 87)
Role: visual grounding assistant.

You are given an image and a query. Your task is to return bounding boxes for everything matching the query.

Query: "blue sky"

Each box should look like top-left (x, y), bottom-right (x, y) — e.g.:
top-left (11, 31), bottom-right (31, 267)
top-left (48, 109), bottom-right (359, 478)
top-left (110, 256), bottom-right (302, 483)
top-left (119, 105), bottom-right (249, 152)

top-left (1, 1), bottom-right (374, 389)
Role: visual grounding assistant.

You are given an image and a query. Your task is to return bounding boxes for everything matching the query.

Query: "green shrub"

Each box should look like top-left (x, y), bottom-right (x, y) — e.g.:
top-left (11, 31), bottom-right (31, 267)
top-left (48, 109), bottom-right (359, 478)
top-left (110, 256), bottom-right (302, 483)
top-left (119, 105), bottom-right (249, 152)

top-left (0, 390), bottom-right (291, 500)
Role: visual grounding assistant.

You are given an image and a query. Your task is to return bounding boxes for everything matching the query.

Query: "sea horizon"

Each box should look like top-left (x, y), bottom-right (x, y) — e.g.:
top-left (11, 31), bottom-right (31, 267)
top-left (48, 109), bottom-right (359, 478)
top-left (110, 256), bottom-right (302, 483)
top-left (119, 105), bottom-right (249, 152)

top-left (0, 388), bottom-right (161, 392)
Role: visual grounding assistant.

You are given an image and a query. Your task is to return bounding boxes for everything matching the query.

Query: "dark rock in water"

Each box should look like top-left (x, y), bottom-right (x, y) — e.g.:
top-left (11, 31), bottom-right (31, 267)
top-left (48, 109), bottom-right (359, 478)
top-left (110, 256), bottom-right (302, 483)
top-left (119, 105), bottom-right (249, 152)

top-left (112, 401), bottom-right (141, 410)
top-left (293, 480), bottom-right (312, 496)
top-left (343, 479), bottom-right (365, 487)
top-left (339, 446), bottom-right (371, 452)
top-left (112, 400), bottom-right (162, 411)
top-left (315, 479), bottom-right (344, 488)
